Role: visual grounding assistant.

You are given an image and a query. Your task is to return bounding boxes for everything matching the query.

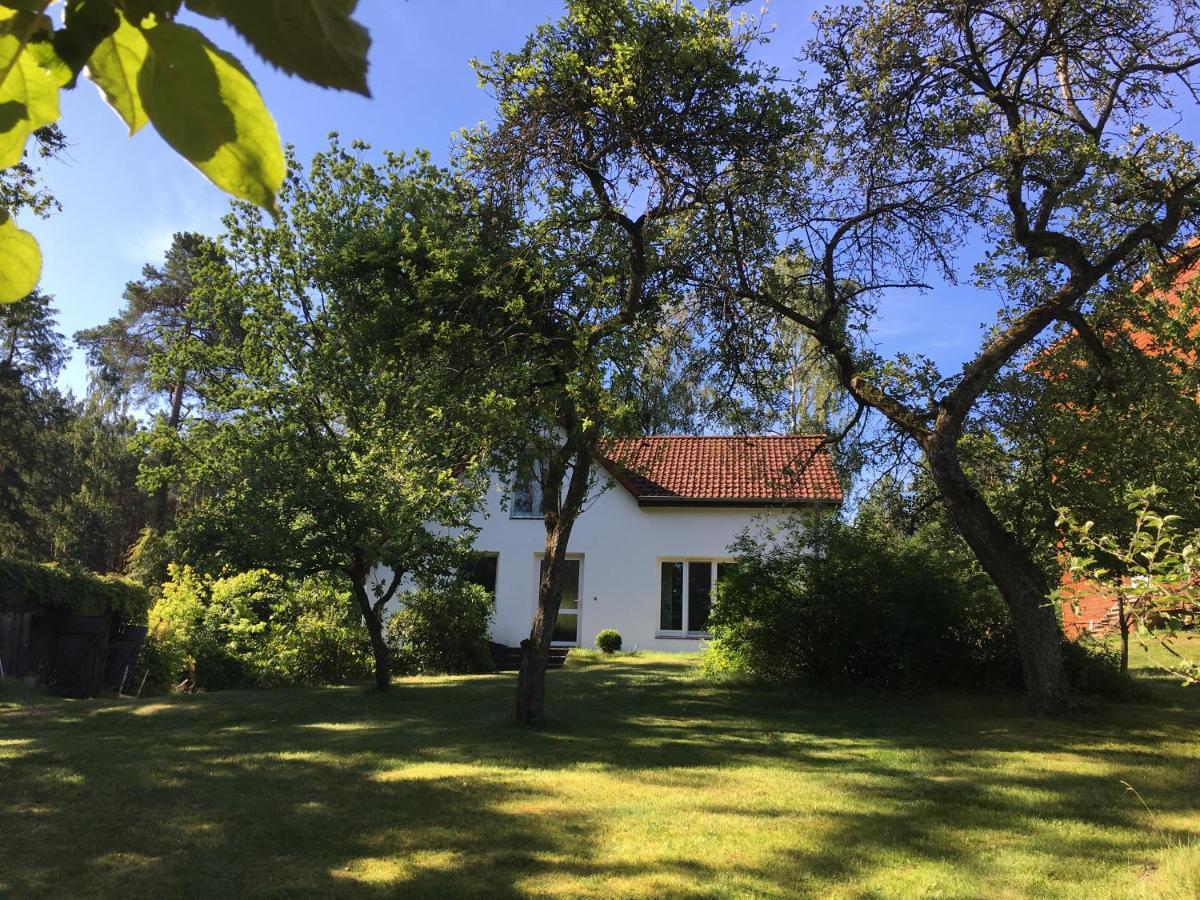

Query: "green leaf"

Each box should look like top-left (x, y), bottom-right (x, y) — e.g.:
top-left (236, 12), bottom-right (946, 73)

top-left (0, 31), bottom-right (63, 167)
top-left (53, 0), bottom-right (120, 81)
top-left (138, 20), bottom-right (284, 212)
top-left (184, 0), bottom-right (370, 95)
top-left (120, 0), bottom-right (181, 27)
top-left (0, 8), bottom-right (56, 83)
top-left (84, 10), bottom-right (148, 133)
top-left (0, 211), bottom-right (41, 303)
top-left (0, 7), bottom-right (20, 70)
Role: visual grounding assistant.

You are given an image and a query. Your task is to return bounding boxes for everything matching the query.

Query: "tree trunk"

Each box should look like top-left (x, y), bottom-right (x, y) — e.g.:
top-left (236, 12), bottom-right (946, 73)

top-left (1117, 593), bottom-right (1129, 676)
top-left (515, 440), bottom-right (593, 728)
top-left (925, 439), bottom-right (1069, 715)
top-left (153, 321), bottom-right (191, 532)
top-left (515, 528), bottom-right (567, 727)
top-left (348, 555), bottom-right (390, 691)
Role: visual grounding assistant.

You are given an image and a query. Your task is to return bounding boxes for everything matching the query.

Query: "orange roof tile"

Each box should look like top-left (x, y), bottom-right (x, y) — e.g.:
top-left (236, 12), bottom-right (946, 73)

top-left (600, 435), bottom-right (843, 506)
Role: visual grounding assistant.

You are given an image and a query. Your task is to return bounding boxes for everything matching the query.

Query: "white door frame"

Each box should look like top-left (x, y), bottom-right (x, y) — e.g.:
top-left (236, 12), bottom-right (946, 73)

top-left (533, 553), bottom-right (584, 647)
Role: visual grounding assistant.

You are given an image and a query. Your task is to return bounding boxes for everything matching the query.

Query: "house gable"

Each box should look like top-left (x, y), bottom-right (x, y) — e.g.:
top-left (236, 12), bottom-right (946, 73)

top-left (599, 435), bottom-right (843, 508)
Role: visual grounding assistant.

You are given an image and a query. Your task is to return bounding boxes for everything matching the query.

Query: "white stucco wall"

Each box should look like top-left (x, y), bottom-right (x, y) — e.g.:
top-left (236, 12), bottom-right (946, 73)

top-left (465, 468), bottom-right (798, 652)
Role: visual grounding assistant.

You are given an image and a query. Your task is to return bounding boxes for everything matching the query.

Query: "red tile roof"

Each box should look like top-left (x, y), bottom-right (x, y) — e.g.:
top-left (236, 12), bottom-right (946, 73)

top-left (599, 435), bottom-right (843, 506)
top-left (1041, 245), bottom-right (1200, 368)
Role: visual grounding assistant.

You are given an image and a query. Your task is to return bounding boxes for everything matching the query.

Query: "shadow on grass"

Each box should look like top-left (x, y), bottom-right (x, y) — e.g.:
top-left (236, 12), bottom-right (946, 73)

top-left (1, 657), bottom-right (1198, 897)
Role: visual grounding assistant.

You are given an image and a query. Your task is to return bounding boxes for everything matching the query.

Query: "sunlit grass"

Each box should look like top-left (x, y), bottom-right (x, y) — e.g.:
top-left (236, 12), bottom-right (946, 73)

top-left (1120, 631), bottom-right (1200, 681)
top-left (1, 646), bottom-right (1198, 898)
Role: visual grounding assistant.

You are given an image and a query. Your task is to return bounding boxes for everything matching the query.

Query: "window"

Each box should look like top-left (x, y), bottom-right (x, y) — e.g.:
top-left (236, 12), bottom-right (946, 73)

top-left (510, 463), bottom-right (543, 518)
top-left (660, 562), bottom-right (684, 631)
top-left (463, 553), bottom-right (498, 595)
top-left (659, 559), bottom-right (732, 636)
top-left (687, 562), bottom-right (711, 633)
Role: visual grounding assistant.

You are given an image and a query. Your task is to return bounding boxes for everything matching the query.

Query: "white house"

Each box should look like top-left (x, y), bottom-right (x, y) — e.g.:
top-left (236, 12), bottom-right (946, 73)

top-left (465, 435), bottom-right (842, 652)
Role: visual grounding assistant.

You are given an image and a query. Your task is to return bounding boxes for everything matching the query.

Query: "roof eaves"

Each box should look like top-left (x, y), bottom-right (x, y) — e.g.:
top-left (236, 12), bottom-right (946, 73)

top-left (636, 495), bottom-right (843, 509)
top-left (595, 453), bottom-right (647, 500)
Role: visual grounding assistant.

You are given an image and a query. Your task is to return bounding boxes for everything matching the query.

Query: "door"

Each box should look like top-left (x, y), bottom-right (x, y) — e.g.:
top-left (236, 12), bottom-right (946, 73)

top-left (541, 557), bottom-right (581, 645)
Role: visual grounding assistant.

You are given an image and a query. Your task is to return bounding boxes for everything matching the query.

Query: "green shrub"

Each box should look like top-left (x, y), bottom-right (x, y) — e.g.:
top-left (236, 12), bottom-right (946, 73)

top-left (254, 577), bottom-right (372, 686)
top-left (387, 581), bottom-right (494, 675)
top-left (139, 565), bottom-right (202, 689)
top-left (703, 518), bottom-right (1021, 689)
top-left (0, 557), bottom-right (150, 623)
top-left (1061, 637), bottom-right (1145, 700)
top-left (142, 564), bottom-right (245, 691)
top-left (595, 629), bottom-right (622, 653)
top-left (142, 566), bottom-right (371, 691)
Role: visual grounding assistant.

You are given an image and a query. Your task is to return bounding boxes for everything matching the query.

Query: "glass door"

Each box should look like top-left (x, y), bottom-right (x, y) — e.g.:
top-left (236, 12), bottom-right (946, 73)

top-left (542, 558), bottom-right (581, 645)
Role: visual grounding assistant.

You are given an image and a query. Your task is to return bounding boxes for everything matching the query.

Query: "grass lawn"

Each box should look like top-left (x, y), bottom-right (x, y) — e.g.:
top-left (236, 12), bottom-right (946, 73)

top-left (2, 640), bottom-right (1199, 898)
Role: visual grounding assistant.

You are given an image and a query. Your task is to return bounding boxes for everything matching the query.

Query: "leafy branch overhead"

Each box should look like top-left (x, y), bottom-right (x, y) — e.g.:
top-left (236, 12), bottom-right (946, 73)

top-left (1057, 487), bottom-right (1200, 685)
top-left (0, 0), bottom-right (372, 303)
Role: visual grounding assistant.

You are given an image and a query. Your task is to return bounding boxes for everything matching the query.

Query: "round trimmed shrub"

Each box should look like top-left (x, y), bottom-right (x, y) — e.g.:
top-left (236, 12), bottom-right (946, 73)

top-left (595, 629), bottom-right (622, 654)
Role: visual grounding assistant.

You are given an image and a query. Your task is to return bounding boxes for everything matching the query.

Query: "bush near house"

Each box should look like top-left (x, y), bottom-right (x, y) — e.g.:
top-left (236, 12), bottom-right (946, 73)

top-left (386, 581), bottom-right (494, 675)
top-left (596, 629), bottom-right (622, 653)
top-left (141, 565), bottom-right (371, 691)
top-left (704, 519), bottom-right (1022, 688)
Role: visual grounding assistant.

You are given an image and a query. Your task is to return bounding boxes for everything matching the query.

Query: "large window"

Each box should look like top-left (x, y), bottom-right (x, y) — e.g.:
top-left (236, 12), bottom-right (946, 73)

top-left (659, 560), bottom-right (735, 636)
top-left (510, 463), bottom-right (543, 518)
top-left (542, 557), bottom-right (581, 644)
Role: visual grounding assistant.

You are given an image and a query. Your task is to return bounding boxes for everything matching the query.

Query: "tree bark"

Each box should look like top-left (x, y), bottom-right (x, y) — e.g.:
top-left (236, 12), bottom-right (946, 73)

top-left (515, 528), bottom-right (566, 727)
top-left (348, 552), bottom-right (390, 691)
top-left (152, 318), bottom-right (192, 532)
top-left (1117, 593), bottom-right (1129, 676)
top-left (516, 439), bottom-right (593, 727)
top-left (925, 439), bottom-right (1070, 715)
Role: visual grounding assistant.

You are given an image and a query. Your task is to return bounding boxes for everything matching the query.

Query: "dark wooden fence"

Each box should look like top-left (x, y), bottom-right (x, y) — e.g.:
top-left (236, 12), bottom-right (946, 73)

top-left (0, 610), bottom-right (34, 679)
top-left (0, 607), bottom-right (147, 697)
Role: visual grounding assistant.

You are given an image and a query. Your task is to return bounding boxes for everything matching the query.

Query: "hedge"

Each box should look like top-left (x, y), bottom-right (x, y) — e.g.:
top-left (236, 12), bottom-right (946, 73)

top-left (0, 558), bottom-right (151, 624)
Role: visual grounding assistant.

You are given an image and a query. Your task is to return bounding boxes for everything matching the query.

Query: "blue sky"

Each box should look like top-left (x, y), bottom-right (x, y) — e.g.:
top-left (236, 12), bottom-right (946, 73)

top-left (32, 0), bottom-right (993, 397)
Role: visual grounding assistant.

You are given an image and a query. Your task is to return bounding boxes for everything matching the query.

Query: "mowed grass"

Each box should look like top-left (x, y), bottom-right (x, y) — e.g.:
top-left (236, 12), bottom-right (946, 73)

top-left (2, 642), bottom-right (1199, 899)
